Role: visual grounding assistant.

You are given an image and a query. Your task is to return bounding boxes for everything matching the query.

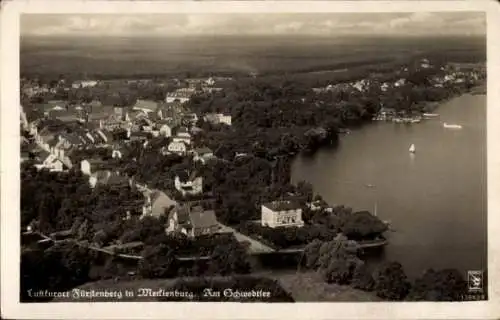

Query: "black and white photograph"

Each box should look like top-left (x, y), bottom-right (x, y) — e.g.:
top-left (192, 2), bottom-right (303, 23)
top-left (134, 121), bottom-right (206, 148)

top-left (1, 1), bottom-right (500, 319)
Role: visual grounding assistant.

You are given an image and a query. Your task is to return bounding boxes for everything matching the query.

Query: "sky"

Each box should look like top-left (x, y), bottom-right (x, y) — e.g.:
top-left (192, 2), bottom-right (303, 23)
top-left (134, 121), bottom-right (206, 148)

top-left (21, 12), bottom-right (486, 37)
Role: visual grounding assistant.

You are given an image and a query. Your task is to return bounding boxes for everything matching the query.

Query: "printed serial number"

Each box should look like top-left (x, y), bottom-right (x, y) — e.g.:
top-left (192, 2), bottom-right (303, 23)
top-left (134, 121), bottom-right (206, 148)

top-left (459, 294), bottom-right (487, 301)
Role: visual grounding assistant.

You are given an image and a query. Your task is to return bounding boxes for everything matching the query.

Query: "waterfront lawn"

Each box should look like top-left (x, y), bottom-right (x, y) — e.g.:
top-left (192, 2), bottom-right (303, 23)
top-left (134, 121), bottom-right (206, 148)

top-left (275, 271), bottom-right (382, 302)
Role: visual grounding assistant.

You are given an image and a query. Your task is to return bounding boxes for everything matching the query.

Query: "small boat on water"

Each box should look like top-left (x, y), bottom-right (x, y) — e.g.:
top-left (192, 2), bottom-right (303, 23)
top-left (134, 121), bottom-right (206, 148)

top-left (423, 113), bottom-right (440, 118)
top-left (443, 123), bottom-right (463, 129)
top-left (409, 144), bottom-right (416, 153)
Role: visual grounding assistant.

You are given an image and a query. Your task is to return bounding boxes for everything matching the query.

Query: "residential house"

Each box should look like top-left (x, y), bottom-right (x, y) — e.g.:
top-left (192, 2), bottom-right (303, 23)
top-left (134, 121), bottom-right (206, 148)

top-left (172, 127), bottom-right (192, 145)
top-left (203, 113), bottom-right (232, 126)
top-left (324, 83), bottom-right (351, 92)
top-left (155, 102), bottom-right (183, 122)
top-left (101, 108), bottom-right (131, 130)
top-left (33, 150), bottom-right (65, 172)
top-left (72, 80), bottom-right (98, 89)
top-left (31, 129), bottom-right (73, 170)
top-left (379, 107), bottom-right (396, 117)
top-left (174, 170), bottom-right (203, 196)
top-left (218, 114), bottom-right (232, 126)
top-left (185, 78), bottom-right (205, 87)
top-left (58, 128), bottom-right (113, 149)
top-left (165, 88), bottom-right (196, 104)
top-left (43, 102), bottom-right (80, 122)
top-left (129, 131), bottom-right (151, 142)
top-left (21, 150), bottom-right (31, 163)
top-left (165, 203), bottom-right (220, 237)
top-left (156, 120), bottom-right (175, 138)
top-left (111, 149), bottom-right (122, 159)
top-left (261, 200), bottom-right (304, 229)
top-left (420, 58), bottom-right (431, 69)
top-left (183, 113), bottom-right (199, 126)
top-left (380, 82), bottom-right (390, 92)
top-left (94, 128), bottom-right (114, 146)
top-left (88, 170), bottom-right (130, 189)
top-left (307, 199), bottom-right (330, 212)
top-left (80, 159), bottom-right (113, 177)
top-left (205, 77), bottom-right (215, 86)
top-left (202, 87), bottom-right (224, 94)
top-left (351, 79), bottom-right (370, 92)
top-left (134, 117), bottom-right (154, 132)
top-left (166, 141), bottom-right (187, 156)
top-left (193, 147), bottom-right (215, 164)
top-left (394, 78), bottom-right (407, 87)
top-left (142, 190), bottom-right (177, 218)
top-left (190, 126), bottom-right (203, 136)
top-left (132, 99), bottom-right (158, 114)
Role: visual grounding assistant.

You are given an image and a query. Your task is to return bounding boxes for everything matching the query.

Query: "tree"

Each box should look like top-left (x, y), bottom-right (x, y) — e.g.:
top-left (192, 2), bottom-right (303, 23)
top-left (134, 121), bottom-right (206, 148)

top-left (304, 234), bottom-right (363, 285)
top-left (373, 261), bottom-right (411, 300)
top-left (407, 268), bottom-right (467, 301)
top-left (138, 244), bottom-right (177, 278)
top-left (21, 242), bottom-right (95, 301)
top-left (303, 239), bottom-right (323, 268)
top-left (340, 211), bottom-right (388, 240)
top-left (296, 180), bottom-right (314, 202)
top-left (352, 263), bottom-right (375, 291)
top-left (209, 237), bottom-right (251, 276)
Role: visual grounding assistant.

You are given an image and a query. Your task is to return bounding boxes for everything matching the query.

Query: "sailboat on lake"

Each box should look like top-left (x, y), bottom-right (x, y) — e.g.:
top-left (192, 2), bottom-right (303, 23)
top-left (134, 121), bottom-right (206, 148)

top-left (409, 144), bottom-right (416, 153)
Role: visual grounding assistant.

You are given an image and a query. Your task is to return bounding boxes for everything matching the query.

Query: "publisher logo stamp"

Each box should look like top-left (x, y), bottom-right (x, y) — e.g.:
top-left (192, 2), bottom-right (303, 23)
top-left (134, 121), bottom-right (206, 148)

top-left (467, 270), bottom-right (483, 292)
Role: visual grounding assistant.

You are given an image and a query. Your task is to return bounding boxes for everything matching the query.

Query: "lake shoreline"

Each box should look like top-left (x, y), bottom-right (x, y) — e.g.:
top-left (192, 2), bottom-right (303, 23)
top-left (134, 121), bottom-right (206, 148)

top-left (291, 90), bottom-right (486, 280)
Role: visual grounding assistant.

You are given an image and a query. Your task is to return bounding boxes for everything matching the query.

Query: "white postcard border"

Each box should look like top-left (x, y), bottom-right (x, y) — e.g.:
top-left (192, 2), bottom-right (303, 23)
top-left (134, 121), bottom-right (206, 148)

top-left (1, 1), bottom-right (499, 319)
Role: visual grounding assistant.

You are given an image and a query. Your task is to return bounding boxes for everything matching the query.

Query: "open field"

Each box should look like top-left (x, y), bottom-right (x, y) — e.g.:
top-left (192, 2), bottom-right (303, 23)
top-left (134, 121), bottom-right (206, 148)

top-left (271, 271), bottom-right (381, 302)
top-left (21, 35), bottom-right (486, 79)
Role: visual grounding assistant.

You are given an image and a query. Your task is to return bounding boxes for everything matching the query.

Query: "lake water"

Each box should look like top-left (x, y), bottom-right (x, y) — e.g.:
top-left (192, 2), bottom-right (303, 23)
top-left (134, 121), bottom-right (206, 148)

top-left (291, 94), bottom-right (487, 278)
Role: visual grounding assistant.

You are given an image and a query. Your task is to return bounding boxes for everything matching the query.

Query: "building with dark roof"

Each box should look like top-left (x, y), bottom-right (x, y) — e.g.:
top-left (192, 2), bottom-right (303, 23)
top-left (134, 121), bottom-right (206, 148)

top-left (165, 203), bottom-right (220, 237)
top-left (88, 170), bottom-right (130, 189)
top-left (142, 190), bottom-right (177, 218)
top-left (193, 147), bottom-right (215, 164)
top-left (174, 170), bottom-right (203, 196)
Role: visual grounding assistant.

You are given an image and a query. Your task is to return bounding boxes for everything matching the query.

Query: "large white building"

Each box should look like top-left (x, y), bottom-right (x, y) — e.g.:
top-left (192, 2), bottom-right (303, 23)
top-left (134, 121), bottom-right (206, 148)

top-left (261, 200), bottom-right (304, 229)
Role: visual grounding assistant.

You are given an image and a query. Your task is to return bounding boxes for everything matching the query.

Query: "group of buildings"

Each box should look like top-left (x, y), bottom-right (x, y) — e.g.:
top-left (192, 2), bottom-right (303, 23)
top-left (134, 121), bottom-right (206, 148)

top-left (312, 59), bottom-right (485, 96)
top-left (20, 72), bottom-right (356, 247)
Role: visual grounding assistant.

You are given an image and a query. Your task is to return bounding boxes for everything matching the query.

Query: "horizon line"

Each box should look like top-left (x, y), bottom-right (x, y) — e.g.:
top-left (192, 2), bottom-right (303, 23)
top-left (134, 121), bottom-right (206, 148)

top-left (20, 33), bottom-right (486, 38)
